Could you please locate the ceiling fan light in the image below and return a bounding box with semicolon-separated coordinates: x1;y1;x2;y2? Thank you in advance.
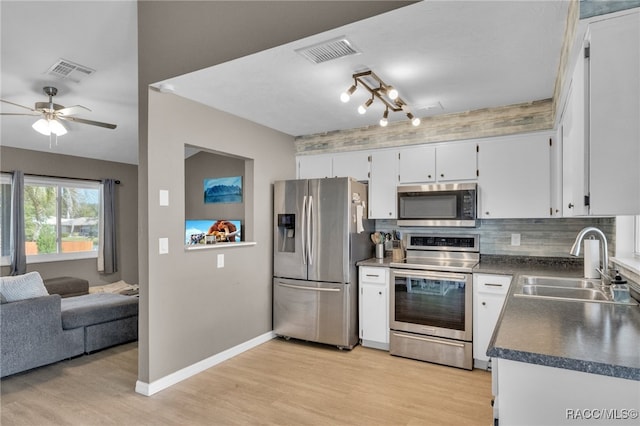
32;118;51;135
49;119;67;136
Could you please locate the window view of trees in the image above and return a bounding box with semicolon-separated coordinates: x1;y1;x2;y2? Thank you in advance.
24;181;100;255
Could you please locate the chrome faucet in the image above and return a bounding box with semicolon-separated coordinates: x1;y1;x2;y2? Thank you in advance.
569;227;610;282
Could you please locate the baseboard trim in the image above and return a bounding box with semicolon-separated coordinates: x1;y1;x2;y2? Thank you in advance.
135;330;275;396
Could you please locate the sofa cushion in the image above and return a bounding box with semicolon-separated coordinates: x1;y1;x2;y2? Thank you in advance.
60;293;138;329
0;272;49;302
43;276;89;298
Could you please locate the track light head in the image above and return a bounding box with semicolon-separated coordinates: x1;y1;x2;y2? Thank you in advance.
379;109;389;127
340;84;357;103
358;97;374;115
386;86;398;100
406;112;421;127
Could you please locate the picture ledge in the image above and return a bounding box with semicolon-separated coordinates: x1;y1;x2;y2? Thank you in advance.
185;241;257;251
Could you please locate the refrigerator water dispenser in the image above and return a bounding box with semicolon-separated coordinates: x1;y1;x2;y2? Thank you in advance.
277;214;295;252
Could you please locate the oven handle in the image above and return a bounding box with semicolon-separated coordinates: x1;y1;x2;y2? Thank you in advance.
392;269;467;282
392;332;466;348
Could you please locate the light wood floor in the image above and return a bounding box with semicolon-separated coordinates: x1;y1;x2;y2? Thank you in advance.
1;338;492;425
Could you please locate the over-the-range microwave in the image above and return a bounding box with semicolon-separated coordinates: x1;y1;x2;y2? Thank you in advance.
397;182;477;227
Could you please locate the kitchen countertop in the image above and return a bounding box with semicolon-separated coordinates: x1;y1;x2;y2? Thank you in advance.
358;255;640;381
480;256;640;381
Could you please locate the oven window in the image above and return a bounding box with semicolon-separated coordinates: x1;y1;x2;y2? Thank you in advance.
394;275;466;330
400;194;457;219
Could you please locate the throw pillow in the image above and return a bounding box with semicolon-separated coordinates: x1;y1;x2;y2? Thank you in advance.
0;272;49;302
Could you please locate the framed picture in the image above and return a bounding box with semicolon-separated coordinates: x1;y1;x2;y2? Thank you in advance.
185;219;242;245
203;176;242;204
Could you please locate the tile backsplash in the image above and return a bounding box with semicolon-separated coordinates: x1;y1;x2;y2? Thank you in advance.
376;217;616;259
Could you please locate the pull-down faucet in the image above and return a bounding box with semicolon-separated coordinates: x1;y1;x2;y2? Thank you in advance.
570;227;610;282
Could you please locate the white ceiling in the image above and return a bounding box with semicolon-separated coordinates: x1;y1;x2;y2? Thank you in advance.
0;0;139;165
1;1;569;166
156;1;569;137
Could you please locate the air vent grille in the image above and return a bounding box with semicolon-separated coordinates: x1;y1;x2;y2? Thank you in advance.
46;58;96;83
296;37;360;64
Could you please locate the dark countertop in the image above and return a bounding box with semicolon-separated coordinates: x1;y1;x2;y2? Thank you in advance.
357;257;395;268
480;256;640;381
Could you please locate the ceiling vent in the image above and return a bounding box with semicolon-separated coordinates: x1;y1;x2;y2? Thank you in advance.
46;58;96;83
295;36;360;64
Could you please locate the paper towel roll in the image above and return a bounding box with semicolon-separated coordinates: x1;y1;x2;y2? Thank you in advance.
583;239;600;279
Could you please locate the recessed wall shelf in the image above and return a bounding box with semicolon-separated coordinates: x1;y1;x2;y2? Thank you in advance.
185;241;257;251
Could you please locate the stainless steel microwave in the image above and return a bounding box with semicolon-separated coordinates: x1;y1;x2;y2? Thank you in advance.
397;183;477;227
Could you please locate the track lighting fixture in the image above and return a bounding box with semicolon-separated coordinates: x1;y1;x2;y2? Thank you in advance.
340;70;420;127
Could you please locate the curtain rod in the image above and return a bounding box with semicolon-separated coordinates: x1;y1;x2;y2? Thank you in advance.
0;171;120;185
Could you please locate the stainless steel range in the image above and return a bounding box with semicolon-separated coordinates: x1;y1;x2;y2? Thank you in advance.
389;233;479;370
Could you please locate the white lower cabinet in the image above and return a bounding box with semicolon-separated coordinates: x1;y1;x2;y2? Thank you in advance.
473;273;512;369
359;266;389;350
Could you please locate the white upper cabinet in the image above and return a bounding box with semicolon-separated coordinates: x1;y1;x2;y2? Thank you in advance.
332;151;370;181
398;142;477;184
369;150;398;219
436;142;478;182
398;145;436;183
561;41;589;217
478;133;553;218
297;154;332;179
587;11;640;215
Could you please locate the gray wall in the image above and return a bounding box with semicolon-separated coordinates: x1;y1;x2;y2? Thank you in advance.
145;90;295;381
185;150;245;225
0;146;138;285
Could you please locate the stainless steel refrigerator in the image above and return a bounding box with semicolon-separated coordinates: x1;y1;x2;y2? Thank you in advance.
273;177;372;349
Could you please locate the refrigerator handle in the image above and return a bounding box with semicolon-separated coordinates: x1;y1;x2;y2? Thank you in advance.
308;195;314;265
301;195;307;265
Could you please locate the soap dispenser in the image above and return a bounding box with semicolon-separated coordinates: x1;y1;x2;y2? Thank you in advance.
610;271;631;303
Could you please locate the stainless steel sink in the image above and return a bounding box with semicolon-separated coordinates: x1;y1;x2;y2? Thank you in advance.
521;276;598;289
514;275;638;305
520;284;610;301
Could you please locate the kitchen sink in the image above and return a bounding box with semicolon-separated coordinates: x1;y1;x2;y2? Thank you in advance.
520;284;610;301
514;275;638;305
521;276;598;289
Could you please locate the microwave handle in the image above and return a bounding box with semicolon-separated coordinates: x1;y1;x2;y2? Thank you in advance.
393;269;467;282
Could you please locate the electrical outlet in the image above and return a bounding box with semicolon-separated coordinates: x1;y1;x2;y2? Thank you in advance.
511;233;521;246
217;253;224;268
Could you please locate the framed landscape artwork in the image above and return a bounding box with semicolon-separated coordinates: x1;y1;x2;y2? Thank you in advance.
204;176;242;204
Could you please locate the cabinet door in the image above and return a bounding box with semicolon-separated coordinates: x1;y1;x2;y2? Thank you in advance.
478;133;552;218
369;150;398;219
589;11;640;215
332;151;370;181
436;142;477;182
561;45;589;217
473;274;512;365
398;145;436;183
297;155;331;179
361;284;389;346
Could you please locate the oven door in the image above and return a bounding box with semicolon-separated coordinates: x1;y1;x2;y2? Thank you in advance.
390;269;472;341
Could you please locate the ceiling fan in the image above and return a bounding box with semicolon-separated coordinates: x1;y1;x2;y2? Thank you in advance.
0;86;117;145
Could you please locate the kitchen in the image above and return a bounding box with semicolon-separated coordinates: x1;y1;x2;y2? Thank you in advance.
2;1;638;424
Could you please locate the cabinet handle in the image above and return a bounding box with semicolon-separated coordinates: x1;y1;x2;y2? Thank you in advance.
485;211;490;216
378;291;382;295
482;302;486;306
484;283;503;287
568;203;574;209
428;174;432;179
365;274;380;278
440;173;444;178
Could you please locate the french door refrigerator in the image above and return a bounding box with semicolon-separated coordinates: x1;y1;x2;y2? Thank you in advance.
273;177;371;349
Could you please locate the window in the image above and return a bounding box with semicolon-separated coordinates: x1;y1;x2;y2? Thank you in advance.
0;174;101;264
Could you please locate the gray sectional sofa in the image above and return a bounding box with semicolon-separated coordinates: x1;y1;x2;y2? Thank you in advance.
0;274;138;378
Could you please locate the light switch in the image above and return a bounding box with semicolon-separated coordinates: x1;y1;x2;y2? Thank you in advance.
217;253;224;268
511;233;521;246
159;190;169;206
159;237;169;254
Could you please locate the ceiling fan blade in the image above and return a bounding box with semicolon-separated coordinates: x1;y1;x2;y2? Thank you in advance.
1;98;38;112
57;105;91;116
0;112;41;116
59;115;117;129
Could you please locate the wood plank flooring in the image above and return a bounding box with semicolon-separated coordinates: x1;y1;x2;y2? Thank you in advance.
1;338;492;425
